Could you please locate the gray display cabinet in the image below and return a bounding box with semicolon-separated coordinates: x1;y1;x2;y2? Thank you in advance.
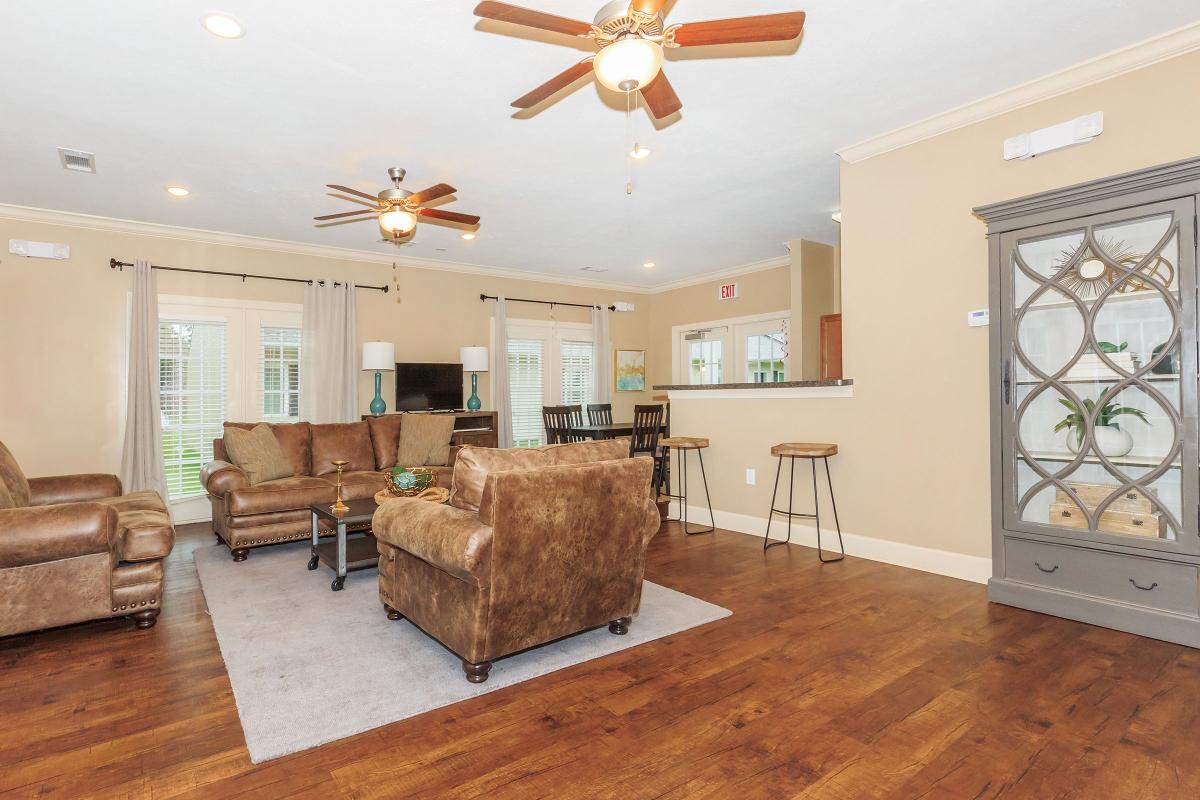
975;158;1200;646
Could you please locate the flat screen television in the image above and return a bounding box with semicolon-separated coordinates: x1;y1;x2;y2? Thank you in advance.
395;362;463;411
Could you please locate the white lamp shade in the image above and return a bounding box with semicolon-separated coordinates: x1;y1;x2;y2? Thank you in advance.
460;346;489;373
362;341;396;371
593;37;664;92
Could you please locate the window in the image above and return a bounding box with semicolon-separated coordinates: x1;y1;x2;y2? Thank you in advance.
676;313;790;386
159;320;227;499
261;326;301;422
153;296;302;501
560;339;594;408
507;338;545;448
499;320;595;448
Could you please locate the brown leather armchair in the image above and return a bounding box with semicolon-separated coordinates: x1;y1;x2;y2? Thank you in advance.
0;442;176;637
373;443;661;683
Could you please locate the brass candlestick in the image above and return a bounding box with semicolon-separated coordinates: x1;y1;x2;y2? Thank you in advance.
330;460;349;513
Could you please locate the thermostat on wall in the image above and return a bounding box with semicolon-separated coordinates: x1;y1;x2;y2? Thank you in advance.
9;239;70;260
967;309;989;327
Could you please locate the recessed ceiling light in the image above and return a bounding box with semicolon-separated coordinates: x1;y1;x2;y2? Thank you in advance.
643;261;655;269
202;13;244;39
166;186;190;197
460;233;477;241
628;144;652;160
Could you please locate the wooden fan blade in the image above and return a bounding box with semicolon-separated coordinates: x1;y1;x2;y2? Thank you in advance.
512;59;594;108
631;0;667;15
418;208;481;226
671;12;806;47
640;70;681;119
473;1;592;37
313;209;377;221
326;184;380;202
407;183;457;206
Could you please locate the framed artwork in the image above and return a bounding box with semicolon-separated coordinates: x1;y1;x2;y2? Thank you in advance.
615;349;646;392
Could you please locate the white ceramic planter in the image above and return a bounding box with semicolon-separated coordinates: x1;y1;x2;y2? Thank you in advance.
1066;425;1134;457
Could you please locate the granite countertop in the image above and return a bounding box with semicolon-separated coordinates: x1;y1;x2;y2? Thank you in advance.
652;379;854;391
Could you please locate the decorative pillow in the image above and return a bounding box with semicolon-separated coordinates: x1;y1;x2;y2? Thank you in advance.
0;441;31;507
397;414;456;468
222;424;294;486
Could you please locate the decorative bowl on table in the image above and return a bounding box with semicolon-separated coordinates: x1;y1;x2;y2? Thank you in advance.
381;466;435;498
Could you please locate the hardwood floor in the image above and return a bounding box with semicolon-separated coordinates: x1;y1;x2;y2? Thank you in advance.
3;521;1199;799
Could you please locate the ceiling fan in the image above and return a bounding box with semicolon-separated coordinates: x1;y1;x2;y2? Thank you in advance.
474;0;806;118
314;168;481;244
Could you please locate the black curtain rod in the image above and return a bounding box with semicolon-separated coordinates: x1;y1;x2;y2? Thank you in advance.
480;293;614;311
109;259;389;293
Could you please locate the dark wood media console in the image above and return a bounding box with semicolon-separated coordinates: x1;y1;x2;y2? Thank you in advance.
362;410;499;449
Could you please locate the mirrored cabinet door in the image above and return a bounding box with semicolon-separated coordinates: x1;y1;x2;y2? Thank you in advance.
1000;197;1199;554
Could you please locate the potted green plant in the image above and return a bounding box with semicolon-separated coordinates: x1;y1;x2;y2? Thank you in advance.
1054;397;1149;457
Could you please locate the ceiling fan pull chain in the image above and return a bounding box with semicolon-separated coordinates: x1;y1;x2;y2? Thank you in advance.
625;89;635;196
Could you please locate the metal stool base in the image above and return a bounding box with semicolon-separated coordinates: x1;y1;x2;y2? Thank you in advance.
659;446;715;536
763;454;845;562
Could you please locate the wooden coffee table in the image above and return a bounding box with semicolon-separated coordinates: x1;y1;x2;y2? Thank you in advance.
308;498;379;591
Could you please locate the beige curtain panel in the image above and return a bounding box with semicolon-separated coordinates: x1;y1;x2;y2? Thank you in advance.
300;280;359;424
120;259;167;497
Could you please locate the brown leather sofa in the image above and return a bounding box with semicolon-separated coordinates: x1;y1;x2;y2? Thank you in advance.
373;439;661;683
201;417;456;561
0;442;176;636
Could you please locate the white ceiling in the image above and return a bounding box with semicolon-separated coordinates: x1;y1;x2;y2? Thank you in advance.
1;1;1196;287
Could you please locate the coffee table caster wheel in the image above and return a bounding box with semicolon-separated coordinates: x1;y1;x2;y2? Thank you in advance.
307;555;319;571
331;576;345;592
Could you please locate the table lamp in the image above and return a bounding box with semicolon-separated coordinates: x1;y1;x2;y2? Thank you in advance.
362;341;396;416
460;346;488;412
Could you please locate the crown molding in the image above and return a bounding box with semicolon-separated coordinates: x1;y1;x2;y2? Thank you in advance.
645;254;791;293
0;202;794;296
0;202;654;294
836;21;1200;164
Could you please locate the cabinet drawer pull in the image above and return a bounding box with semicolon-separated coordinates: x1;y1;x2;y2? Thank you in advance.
1034;561;1059;574
1132;519;1144;527
1060;510;1072;518
1129;578;1158;591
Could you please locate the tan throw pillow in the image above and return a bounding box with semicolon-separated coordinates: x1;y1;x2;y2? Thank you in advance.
0;441;31;507
397;414;456;469
222;424;294;486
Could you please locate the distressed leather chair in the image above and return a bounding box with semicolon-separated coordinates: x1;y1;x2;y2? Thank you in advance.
373;439;661;683
201;417;457;562
0;442;176;636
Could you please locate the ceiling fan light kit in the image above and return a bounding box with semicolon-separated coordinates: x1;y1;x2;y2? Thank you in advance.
593;36;664;92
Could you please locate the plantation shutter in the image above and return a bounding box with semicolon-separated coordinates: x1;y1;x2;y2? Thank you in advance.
261;326;302;422
159;320;227;499
507;338;545;448
560;339;594;407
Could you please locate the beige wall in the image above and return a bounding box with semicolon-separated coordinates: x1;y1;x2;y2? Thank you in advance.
0;218;652;477
796;240;838;380
669;50;1200;561
646;265;791;387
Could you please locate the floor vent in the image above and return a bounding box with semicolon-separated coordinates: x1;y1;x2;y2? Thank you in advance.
58;148;96;173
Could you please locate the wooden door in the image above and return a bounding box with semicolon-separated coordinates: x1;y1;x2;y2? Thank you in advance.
820;314;842;380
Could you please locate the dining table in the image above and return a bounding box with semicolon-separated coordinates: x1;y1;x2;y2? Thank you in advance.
568;421;668;440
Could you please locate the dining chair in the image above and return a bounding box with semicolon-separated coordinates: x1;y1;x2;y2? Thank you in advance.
629;404;666;488
542;405;577;445
565;404;585;432
587;403;613;426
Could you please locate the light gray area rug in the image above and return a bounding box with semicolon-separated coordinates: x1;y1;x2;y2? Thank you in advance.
193;541;731;763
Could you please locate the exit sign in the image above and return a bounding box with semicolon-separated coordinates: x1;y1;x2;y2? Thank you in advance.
718;282;740;300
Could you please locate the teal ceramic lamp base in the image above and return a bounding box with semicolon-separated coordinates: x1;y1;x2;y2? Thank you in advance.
370;371;387;416
466;371;481;411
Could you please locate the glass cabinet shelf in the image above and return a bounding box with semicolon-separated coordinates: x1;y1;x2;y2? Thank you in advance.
1019;450;1182;469
1015;374;1180;386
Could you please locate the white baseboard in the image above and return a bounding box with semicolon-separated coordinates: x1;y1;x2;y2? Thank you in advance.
170;496;211;526
670;503;992;585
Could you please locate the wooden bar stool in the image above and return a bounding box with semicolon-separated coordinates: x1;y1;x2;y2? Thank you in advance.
658;437;715;536
763;443;845;562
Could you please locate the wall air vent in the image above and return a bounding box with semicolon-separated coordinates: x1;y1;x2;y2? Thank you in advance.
579;265;610;273
58;148;96;173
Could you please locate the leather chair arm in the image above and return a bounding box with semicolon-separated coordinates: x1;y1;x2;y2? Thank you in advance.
201;460;249;497
373;499;492;584
0;502;119;569
28;474;122;506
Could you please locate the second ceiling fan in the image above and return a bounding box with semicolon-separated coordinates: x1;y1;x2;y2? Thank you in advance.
474;0;806;119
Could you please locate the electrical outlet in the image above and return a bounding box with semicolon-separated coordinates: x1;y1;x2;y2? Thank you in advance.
745;468;756;485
